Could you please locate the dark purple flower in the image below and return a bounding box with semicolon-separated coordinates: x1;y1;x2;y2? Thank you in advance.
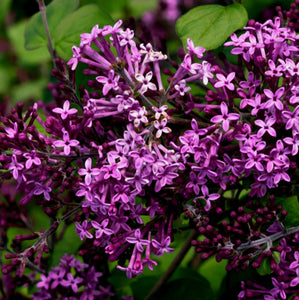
152;236;174;256
75;220;93;240
194;185;220;211
61;273;83;293
91;219;114;239
126;229;149;252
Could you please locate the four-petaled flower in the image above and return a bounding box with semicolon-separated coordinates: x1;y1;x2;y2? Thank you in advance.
91;219;114;239
211;102;240;131
61;273;84;293
154;118;171;138
174;80;191;96
152;236;174;256
135;71;157;94
75;220;93;240
126;229;150;252
194;185;220;211
52;129;79;155
9;154;24;180
78;158;101;185
96;70;120;95
52;100;78;120
255;118;277;138
33;182;52;201
186;38;205;59
264;87;285;110
214;72;235;90
23;150;41;169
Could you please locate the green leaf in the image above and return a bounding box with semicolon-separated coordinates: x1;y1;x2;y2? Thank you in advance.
256;257;272;276
176;3;248;50
130;275;160;300
50;223;82;267
127;0;159;18
273;251;281;264
0;63;15;94
108;268;134;298
79;0;128;20
198;256;227;296
256;252;280;276
24;0;79;50
11;78;48;105
276;195;299;228
0;0;11;29
54;4;114;60
8;20;50;66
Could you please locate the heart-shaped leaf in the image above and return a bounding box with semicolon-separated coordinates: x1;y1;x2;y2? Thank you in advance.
276;195;299;228
53;4;114;60
176;3;248;50
24;0;114;60
24;0;79;50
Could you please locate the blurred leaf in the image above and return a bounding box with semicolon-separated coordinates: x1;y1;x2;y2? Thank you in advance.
27;202;51;231
108;268;134;298
198;256;227;296
176;4;248;50
219;267;265;299
51;223;82;267
24;0;79;50
0;63;15;94
79;0;128;20
54;4;114;60
11;78;48;105
242;0;293;20
276;195;299;228
127;0;158;18
8;20;50;65
150;268;214;300
0;0;11;29
131;275;160;300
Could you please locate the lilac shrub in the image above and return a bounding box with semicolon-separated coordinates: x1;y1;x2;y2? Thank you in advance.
1;1;299;299
33;254;113;300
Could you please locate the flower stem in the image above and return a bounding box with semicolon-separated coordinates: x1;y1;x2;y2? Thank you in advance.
145;229;198;300
236;224;299;251
36;0;57;69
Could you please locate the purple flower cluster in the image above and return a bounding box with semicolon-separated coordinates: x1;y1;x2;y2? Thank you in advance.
238;233;299;299
1;2;299;299
33;254;113;300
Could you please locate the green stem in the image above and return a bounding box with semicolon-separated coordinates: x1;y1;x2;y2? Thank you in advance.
36;0;57;69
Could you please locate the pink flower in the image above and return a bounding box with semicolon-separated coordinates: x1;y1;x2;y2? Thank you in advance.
52;129;79;155
135;71;157;94
78;158;101;185
52;100;77;120
211;102;240;131
214;72;235;90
